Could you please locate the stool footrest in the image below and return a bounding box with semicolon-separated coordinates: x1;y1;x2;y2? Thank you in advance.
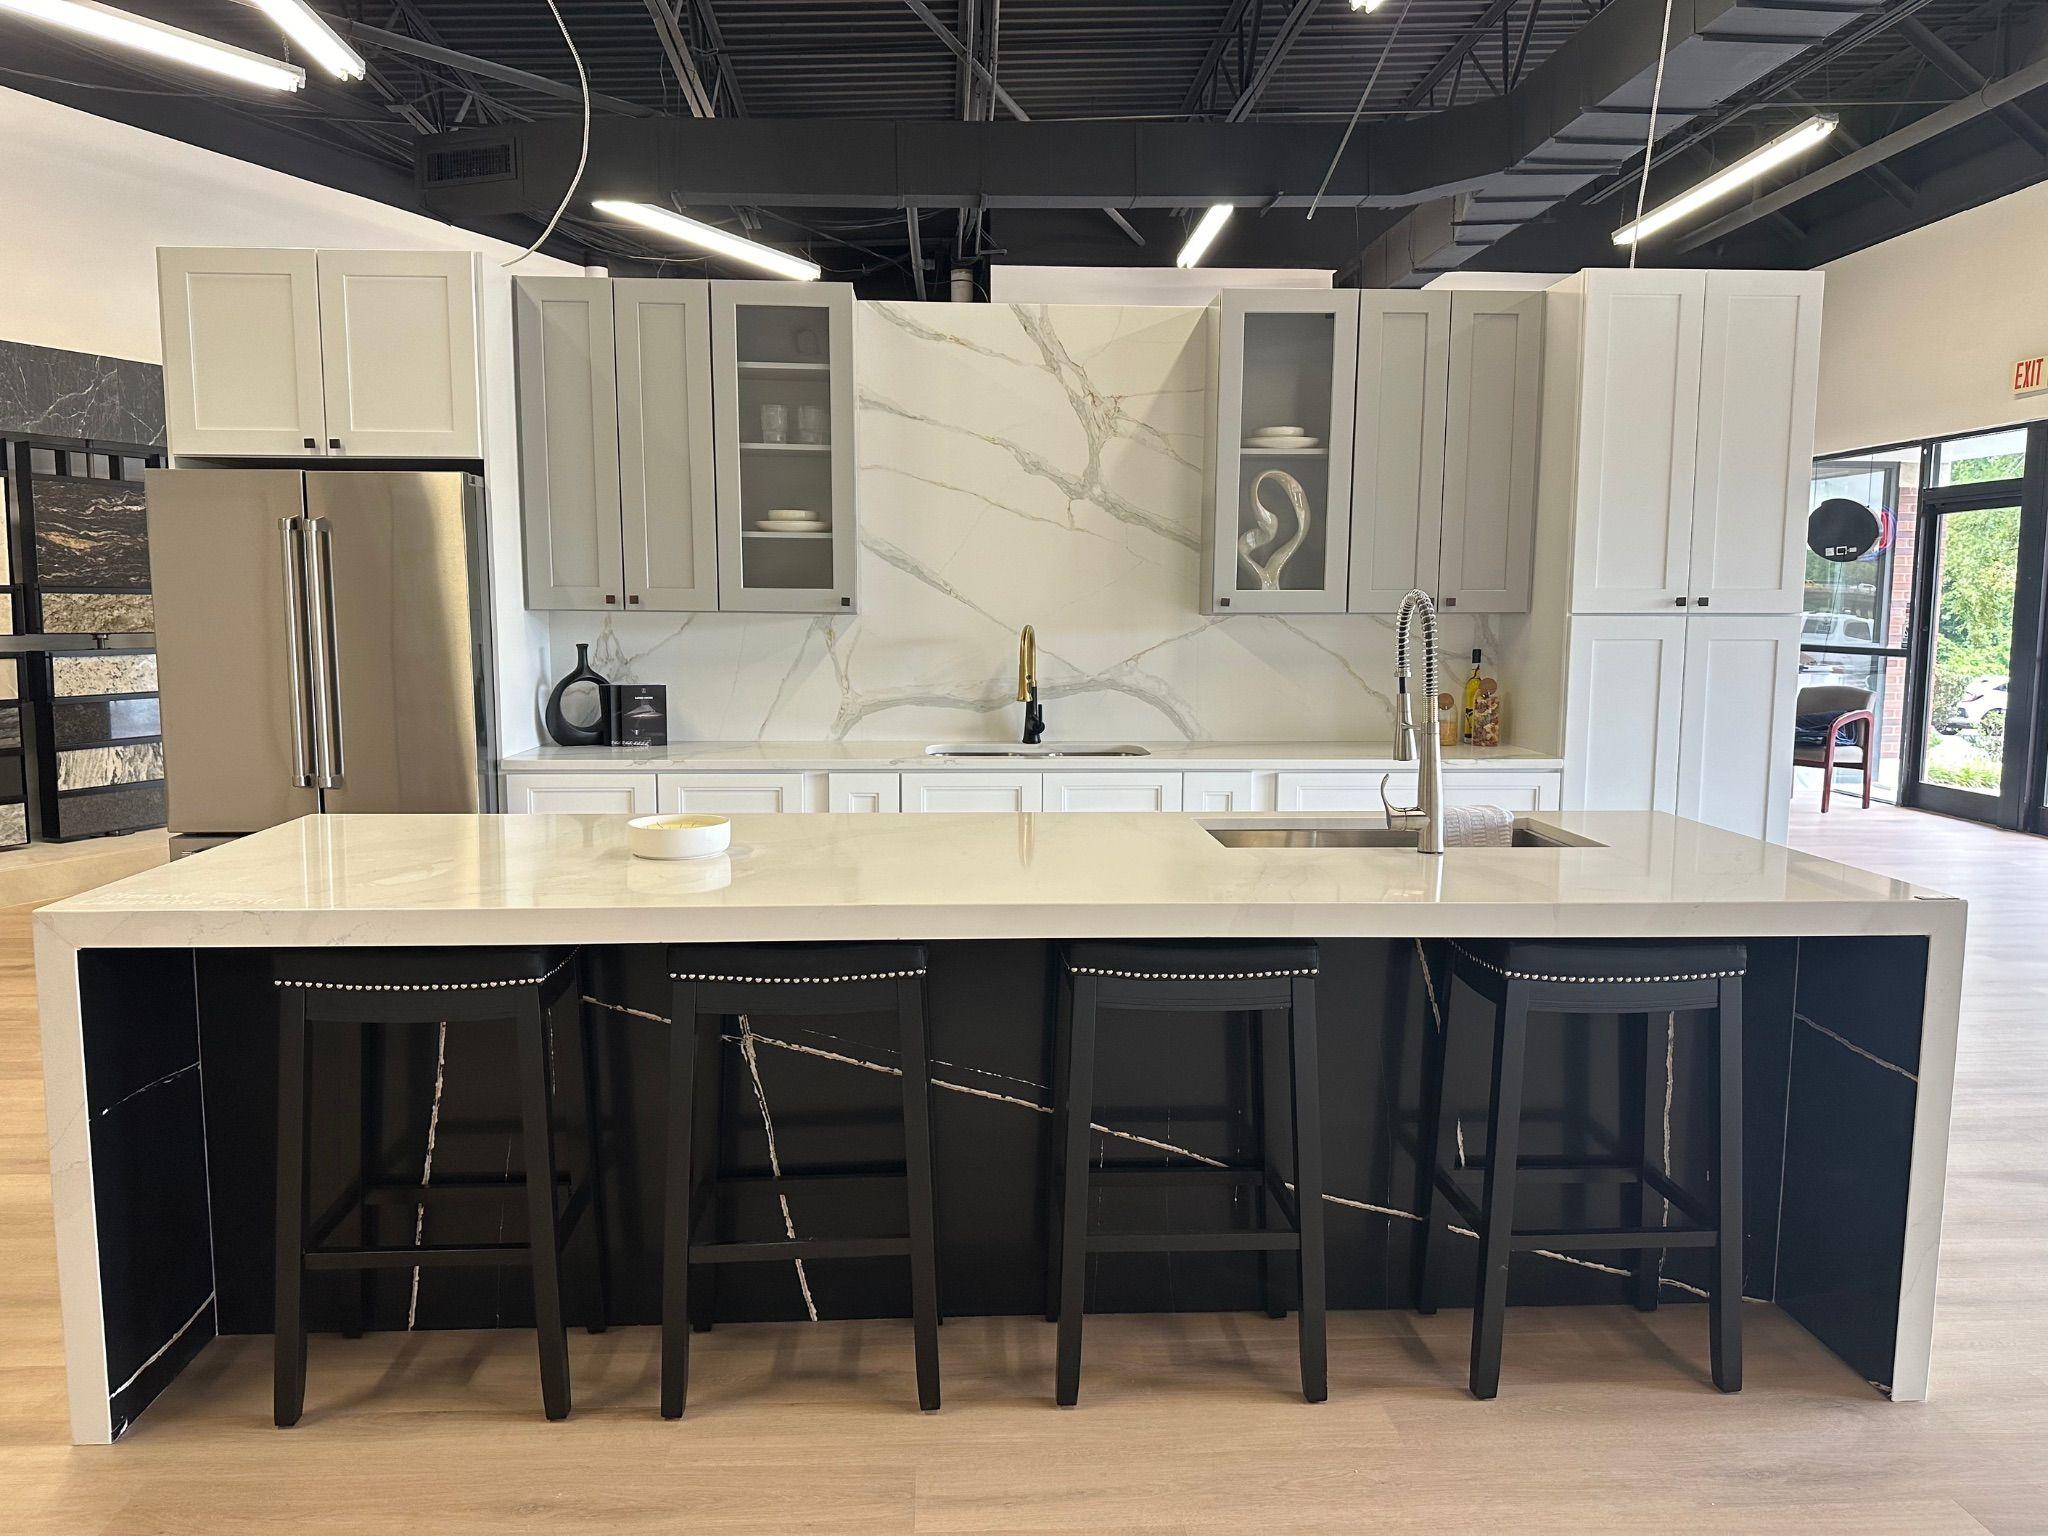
1087;1165;1267;1189
1508;1225;1719;1252
687;1234;913;1264
306;1242;532;1270
714;1167;909;1190
1086;1228;1301;1254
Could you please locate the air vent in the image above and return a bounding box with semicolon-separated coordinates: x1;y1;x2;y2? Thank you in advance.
419;136;517;189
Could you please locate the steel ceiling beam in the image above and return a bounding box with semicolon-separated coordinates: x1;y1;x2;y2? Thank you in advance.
685;0;746;116
1897;15;2048;156
1403;0;1522;109
1178;0;1260;116
340;20;653;117
642;0;716;118
1227;0;1320;122
901;0;1028;119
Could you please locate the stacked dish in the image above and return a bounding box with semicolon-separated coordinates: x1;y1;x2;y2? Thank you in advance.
749;508;830;533
1245;424;1323;451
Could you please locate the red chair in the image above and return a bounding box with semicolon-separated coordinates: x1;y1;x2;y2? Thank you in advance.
1793;684;1875;812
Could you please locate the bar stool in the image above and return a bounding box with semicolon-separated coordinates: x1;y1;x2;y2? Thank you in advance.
1412;938;1746;1400
1049;940;1326;1405
272;945;606;1427
662;942;941;1418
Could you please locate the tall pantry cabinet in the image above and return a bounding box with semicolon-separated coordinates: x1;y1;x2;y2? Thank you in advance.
1549;268;1822;843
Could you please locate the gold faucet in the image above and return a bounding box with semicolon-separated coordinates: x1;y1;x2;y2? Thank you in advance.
1017;625;1044;744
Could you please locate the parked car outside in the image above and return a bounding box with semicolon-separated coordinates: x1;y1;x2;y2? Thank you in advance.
1940;676;2007;735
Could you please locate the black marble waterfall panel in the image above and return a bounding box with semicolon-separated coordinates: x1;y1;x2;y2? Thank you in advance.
1777;935;1928;1392
187;940;1799;1339
76;949;216;1438
0;340;164;445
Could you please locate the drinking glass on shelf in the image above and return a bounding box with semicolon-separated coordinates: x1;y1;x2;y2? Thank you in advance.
759;403;790;444
797;405;828;445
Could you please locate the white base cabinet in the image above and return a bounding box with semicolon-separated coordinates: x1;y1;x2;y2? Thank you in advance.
1043;772;1183;813
657;772;810;815
1563;613;1798;841
502;772;656;815
900;773;1043;814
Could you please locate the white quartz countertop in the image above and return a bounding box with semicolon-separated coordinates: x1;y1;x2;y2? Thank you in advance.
499;741;1565;773
36;810;1959;950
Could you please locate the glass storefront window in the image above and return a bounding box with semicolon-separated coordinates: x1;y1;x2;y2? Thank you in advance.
1932;426;2028;487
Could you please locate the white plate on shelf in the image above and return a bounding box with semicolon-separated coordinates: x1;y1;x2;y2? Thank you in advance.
763;508;816;521
1250;424;1307;437
748;519;830;533
1246;436;1323;450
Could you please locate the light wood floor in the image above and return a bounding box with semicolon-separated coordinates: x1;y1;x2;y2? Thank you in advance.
3;805;2044;1533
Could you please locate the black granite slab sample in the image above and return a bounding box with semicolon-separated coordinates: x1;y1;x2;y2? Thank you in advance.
53;697;160;749
32;478;150;588
0;340;165;446
54;781;165;837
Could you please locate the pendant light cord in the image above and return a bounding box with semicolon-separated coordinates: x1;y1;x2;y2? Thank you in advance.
502;0;589;268
1307;0;1414;221
1627;0;1678;267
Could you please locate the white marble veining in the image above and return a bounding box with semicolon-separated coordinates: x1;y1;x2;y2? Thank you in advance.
547;302;1511;744
501;740;1563;774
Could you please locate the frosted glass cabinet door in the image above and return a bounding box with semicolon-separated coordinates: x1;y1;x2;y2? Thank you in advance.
1437;291;1542;614
158;248;327;457
615;279;719;612
513;276;623;610
1206;290;1358;614
1348;292;1449;614
316;251;482;458
711;282;857;613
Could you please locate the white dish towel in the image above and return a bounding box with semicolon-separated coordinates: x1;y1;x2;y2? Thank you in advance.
1443;803;1515;849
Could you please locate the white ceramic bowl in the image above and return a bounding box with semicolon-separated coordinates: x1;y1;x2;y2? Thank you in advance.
1251;424;1307;436
626;813;732;861
764;508;815;521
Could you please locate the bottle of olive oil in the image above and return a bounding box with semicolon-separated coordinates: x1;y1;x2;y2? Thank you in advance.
1461;649;1484;744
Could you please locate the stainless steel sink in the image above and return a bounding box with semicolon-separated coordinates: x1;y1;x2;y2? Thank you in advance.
1206;824;1586;850
923;742;1151;758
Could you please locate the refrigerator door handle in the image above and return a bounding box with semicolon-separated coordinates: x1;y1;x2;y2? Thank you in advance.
278;516;315;788
301;516;347;789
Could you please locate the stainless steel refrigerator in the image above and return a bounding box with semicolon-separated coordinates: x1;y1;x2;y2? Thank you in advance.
144;469;499;856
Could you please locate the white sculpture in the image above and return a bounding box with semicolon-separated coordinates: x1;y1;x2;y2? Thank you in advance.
1238;469;1314;591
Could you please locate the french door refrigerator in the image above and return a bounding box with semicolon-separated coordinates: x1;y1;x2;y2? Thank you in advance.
144;469;498;856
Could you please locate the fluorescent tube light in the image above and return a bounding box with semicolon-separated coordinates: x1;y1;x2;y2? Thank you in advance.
1176;204;1234;269
592;200;822;281
249;0;364;81
1612;115;1838;246
0;0;305;90
1349;0;1387;11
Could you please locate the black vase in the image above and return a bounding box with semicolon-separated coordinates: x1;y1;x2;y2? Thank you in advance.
544;643;611;746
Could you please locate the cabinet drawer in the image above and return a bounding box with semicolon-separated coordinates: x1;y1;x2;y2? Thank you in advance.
1274;771;1393;813
1182;771;1276;813
1042;772;1182;813
827;773;900;813
1441;773;1559;813
900;772;1043;813
657;772;812;814
503;771;655;815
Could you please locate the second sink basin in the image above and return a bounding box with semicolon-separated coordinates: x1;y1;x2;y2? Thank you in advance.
1206;824;1590;850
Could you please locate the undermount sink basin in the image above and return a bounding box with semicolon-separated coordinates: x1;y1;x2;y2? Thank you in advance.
923;742;1151;758
1205;824;1589;850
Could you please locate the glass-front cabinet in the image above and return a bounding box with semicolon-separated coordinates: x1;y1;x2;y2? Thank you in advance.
710;282;858;614
1202;291;1359;614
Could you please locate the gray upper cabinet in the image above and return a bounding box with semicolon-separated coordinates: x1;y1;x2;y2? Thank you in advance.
157;247;481;460
615;279;719;612
1347;292;1449;614
1437;290;1543;614
513;276;623;610
710;282;858;614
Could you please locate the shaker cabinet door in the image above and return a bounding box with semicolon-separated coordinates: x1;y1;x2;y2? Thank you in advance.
316;250;481;458
1562;615;1686;814
513;276;624;610
615;279;720;612
1675;614;1800;843
1438;291;1543;614
1348;292;1449;614
158;248;327;457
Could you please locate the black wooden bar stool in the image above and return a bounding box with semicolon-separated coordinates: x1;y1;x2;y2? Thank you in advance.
662;942;941;1418
1049;940;1326;1405
1412;939;1746;1400
273;946;606;1426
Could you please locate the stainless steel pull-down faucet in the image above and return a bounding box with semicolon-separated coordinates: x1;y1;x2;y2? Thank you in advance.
1383;590;1445;855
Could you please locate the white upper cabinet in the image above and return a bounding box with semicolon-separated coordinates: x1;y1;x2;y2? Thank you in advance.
615;279;720;612
711;282;859;614
158;248;482;459
316;251;482;458
158;248;328;457
513;276;622;610
1563;269;1819;615
1438;290;1543;614
1204;290;1359;614
1688;272;1824;615
1347;292;1448;614
1568;271;1706;613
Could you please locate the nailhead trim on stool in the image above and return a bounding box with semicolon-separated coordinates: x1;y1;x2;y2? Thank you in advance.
1067;965;1319;981
668;968;927;984
1447;944;1744;985
275;954;579;993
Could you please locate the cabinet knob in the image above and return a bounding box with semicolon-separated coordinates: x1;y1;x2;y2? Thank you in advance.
1696;596;1710;608
302;437;316;450
628;594;640;605
327;438;342;451
1674;597;1689;607
1443;596;1457;608
604;593;617;605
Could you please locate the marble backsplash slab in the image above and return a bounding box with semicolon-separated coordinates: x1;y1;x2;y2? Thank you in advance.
0;340;164;446
548;301;1497;744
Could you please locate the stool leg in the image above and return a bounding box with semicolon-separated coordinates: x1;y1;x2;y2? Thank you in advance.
515;997;572;1421
274;991;311;1429
661;988;703;1418
1626;1012;1662;1312
1469;982;1530;1401
578;999;614;1335
1258;1008;1290;1320
1412;961;1459;1317
1711;976;1745;1393
1044;968;1072;1324
1054;975;1099;1407
896;975;943;1412
687;1020;721;1336
1286;980;1328;1404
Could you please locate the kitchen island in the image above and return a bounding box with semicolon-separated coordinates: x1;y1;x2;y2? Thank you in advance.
37;809;1963;1442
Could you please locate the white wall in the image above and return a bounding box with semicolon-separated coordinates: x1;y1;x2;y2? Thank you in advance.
1816;177;2048;455
0;86;580;752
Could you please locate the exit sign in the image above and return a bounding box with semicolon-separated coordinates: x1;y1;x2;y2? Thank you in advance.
2017;356;2048;396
